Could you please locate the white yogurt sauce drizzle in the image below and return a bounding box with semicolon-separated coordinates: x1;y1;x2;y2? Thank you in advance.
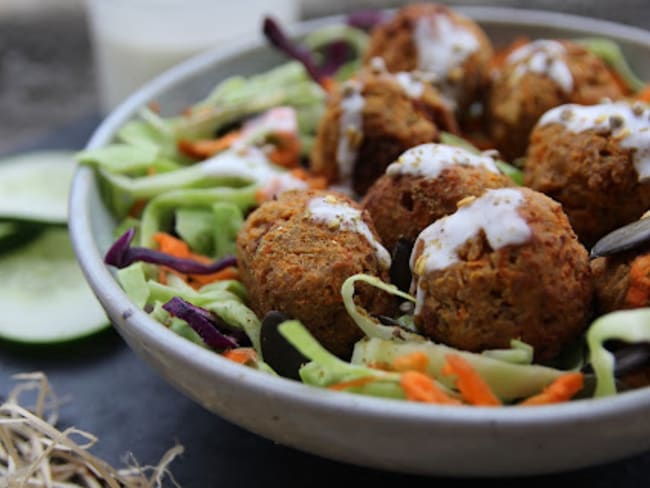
410;188;531;314
394;72;425;99
307;195;391;269
370;57;425;100
386;143;500;179
539;101;650;181
413;13;479;105
336;80;365;183
507;40;573;93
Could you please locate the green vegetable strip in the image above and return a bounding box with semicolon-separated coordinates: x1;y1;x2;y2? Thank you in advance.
351;337;564;402
77;144;181;176
204;300;262;356
341;274;422;343
116;263;150;310
175;207;215;256
138;185;257;247
481;339;534;365
212;202;244;259
586;308;650;397
576;37;646;92
176;62;325;140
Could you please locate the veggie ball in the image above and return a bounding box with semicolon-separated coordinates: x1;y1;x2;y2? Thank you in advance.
362;3;493;118
487;39;624;161
524;100;650;247
361;143;513;253
310;61;457;196
410;187;592;361
236;189;395;358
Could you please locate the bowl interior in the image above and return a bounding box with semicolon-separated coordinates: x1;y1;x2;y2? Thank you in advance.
70;7;650;477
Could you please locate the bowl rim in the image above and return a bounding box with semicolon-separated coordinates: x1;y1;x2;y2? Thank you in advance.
71;6;650;429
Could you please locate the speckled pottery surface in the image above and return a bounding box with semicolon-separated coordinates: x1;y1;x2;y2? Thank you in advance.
70;8;650;477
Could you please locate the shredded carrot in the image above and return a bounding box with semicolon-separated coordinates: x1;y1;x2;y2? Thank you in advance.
153;232;192;258
189;266;239;287
624;253;650;308
320;76;337;93
177;130;242;159
328;376;378;391
519;372;584;406
635;84;650;103
223;347;257;365
391;352;429;373
266;133;301;169
442;354;501;406
128;199;148;218
400;371;462;405
152;232;239;288
289;168;328;189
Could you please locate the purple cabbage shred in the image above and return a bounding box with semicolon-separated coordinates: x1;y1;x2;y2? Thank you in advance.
104;228;237;274
163;297;245;349
263;16;323;84
263;16;355;85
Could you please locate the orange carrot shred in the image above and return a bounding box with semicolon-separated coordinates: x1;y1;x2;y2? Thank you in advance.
328;376;378;391
177;130;242;159
636;84;650;103
266;132;301;169
625;253;650;308
391;352;429;373
442;354;501;406
400;371;462;405
153;232;240;288
519;372;584;406
223;347;257;365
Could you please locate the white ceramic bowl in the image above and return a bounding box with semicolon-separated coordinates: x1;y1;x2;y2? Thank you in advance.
70;7;650;477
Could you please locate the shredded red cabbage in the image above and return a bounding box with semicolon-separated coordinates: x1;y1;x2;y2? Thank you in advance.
163;297;245;349
346;9;390;31
319;40;351;77
263;16;323;84
263;16;355;84
105;228;237;274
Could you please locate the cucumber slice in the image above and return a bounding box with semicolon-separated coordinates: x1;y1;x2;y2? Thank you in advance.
0;226;109;343
0;150;77;223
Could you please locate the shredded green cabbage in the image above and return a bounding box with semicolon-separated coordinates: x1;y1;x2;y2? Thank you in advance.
586;308;650;397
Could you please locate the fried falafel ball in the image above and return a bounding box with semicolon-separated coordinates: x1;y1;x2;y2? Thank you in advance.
524;100;650;247
363;3;493;118
487;39;624;161
310;63;457;196
410;187;592;362
361;143;512;253
236;189;395;358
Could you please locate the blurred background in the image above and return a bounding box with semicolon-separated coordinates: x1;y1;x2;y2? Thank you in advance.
0;0;648;154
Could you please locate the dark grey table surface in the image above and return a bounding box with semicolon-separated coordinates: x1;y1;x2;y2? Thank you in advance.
2;2;650;486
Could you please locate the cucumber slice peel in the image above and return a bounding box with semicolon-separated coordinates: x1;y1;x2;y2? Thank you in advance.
0;151;77;223
0;226;109;344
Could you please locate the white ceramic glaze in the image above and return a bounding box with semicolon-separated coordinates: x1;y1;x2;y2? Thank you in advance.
69;8;650;477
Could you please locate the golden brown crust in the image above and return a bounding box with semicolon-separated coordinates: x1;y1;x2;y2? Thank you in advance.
591;255;632;315
363;3;494;117
524;124;650;246
361;166;512;253
487;40;624;161
310;69;449;196
236;190;395;358
412;188;593;361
